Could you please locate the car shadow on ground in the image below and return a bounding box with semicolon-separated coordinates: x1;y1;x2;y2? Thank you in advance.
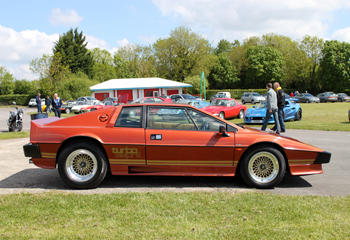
0;169;312;191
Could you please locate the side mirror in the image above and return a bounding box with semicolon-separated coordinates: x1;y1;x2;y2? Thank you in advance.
219;124;230;137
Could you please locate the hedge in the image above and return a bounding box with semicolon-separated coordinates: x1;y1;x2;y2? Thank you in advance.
0;94;35;106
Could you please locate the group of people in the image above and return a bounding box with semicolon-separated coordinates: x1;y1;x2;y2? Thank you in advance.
35;93;63;118
261;82;285;135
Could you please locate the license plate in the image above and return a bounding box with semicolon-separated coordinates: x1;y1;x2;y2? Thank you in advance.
251;120;263;123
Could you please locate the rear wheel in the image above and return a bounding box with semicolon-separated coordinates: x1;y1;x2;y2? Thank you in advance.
65;108;71;114
338;98;342;102
219;112;225;119
58;141;108;189
240;145;286;189
241;100;245;104
295;109;302;121
306;99;310;103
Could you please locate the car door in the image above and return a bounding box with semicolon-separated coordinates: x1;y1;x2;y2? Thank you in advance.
145;106;235;167
283;101;294;119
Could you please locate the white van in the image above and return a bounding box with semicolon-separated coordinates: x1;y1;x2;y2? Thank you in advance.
217;92;231;98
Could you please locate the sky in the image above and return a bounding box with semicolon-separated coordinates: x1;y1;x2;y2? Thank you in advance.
1;0;350;81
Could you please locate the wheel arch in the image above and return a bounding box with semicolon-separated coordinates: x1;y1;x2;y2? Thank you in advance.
236;141;290;174
56;136;109;167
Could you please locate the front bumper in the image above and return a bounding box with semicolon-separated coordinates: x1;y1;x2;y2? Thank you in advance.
23;143;41;158
314;151;331;164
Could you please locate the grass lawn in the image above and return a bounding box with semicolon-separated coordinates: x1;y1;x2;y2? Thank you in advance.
229;102;350;131
0;192;349;239
0;131;30;140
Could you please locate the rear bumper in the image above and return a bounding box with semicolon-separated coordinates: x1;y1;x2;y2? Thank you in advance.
23;143;41;158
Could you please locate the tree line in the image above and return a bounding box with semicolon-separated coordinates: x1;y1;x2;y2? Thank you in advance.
1;26;350;101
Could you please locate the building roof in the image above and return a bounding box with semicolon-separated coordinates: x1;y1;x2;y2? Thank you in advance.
90;78;192;91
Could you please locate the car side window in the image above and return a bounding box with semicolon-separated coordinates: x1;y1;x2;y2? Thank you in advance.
154;98;163;102
115;107;142;128
186;109;223;131
147;107;197;130
230;100;236;106
144;98;155;103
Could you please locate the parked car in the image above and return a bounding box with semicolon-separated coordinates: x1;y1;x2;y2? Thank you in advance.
71;100;101;114
201;98;246;119
60;100;76;114
294;93;320;103
317;92;338;103
283;93;298;102
177;99;210;109
77;96;98;102
101;97;118;104
28;98;37;107
170;94;196;103
81;101;115;113
337;93;350;102
217;91;231;98
23;102;331;189
241;92;266;104
132;97;173;104
244;99;302;124
210;94;226;103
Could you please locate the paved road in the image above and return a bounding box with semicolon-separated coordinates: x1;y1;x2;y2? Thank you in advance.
0;125;349;196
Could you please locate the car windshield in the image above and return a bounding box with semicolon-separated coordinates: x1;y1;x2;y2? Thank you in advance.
304;94;313;97
252;93;261;96
182;94;195;99
256;101;267;109
211;99;229;106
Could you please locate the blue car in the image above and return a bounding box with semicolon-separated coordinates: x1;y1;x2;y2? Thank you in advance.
244;99;302;124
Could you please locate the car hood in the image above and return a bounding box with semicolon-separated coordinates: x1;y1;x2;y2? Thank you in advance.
201;106;226;113
245;107;266;116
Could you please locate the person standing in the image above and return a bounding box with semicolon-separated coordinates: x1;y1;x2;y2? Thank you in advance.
52;93;63;118
45;95;52;114
271;82;285;133
36;93;42;113
261;83;280;134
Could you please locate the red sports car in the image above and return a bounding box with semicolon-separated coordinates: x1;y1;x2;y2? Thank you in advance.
201;98;246;119
81;101;115;113
23;103;331;189
132;97;173;104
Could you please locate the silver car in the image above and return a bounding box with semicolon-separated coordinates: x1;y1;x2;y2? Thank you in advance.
241;92;266;104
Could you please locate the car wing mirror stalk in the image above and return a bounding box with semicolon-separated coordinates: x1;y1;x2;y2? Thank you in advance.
219;124;230;137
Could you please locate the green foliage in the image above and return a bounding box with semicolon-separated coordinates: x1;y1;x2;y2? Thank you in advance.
59;72;99;100
53;28;94;78
153;26;211;81
245;45;285;88
13;80;37;95
0;66;15;95
183;75;209;94
208;54;239;89
90;48;116;82
320;40;350;92
0;94;34;106
215;39;237;55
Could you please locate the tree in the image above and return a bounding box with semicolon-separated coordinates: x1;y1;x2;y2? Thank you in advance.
60;72;99;100
30;53;71;96
320;40;350;92
245;46;285;88
90;48;116;82
0;66;15;95
53;28;94;78
153;26;211;82
13;79;36;94
208;54;239;89
183;75;209;94
215;39;234;55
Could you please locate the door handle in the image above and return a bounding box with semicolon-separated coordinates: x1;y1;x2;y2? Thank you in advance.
150;134;162;140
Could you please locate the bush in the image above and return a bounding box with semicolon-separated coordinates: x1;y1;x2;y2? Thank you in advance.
0;94;35;106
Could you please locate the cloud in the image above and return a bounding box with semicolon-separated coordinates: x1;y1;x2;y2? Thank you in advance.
50;8;83;27
332;28;350;42
139;34;158;44
8;64;39;81
85;34;110;50
152;0;350;43
117;38;130;47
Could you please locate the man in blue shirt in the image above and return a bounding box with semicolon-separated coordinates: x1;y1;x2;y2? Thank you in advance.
35;93;42;113
52;93;63;118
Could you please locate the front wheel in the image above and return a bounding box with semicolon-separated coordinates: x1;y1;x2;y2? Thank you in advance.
338;98;342;102
240;145;286;189
238;109;244;119
16;122;23;131
65;108;71;114
305;99;310;103
251;100;255;105
58;141;108;189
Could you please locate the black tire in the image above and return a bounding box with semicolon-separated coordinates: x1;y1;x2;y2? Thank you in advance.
16;122;23;132
65;108;71;114
338;98;342;102
240;145;286;189
241;100;245;104
219;112;225;119
251;100;255;105
58;141;108;189
238;109;244;119
295;109;302;121
306;99;310;103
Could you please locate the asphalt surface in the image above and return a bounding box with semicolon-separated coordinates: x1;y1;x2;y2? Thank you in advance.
0;107;349;196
